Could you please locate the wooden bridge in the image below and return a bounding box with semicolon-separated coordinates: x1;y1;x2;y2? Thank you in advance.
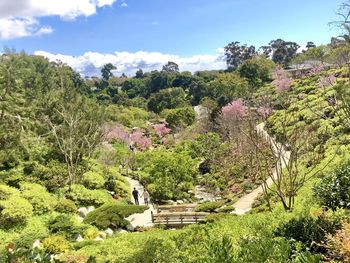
151;204;209;227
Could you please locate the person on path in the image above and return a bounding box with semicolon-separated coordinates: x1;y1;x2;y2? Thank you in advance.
132;187;139;205
142;189;150;206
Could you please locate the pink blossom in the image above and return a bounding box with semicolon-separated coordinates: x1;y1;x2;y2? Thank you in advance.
153;123;171;137
273;68;293;92
130;131;152;151
257;106;272;119
318;74;336;88
105;124;129;143
221;99;248;121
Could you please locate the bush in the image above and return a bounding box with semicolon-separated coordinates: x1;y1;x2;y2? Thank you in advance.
275;211;344;253
195;201;225;212
313;162;350;210
42;234;71;254
82;171;105;190
326;221;350;262
55;199;77;214
0;184;20;200
0;196;33;227
83;226;100;240
20;182;57;214
66;184;111;207
84;203;147;229
48;214;86;240
11;217;49;251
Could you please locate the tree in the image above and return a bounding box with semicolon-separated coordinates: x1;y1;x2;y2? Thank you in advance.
224;41;256;70
306;41;316;50
266;39;300;68
121;78;147;98
238;55;276;88
135;69;144;78
162;61;179;73
101;63;117;82
46;68;104;186
165;107;196;129
210;73;249;106
147;87;188;113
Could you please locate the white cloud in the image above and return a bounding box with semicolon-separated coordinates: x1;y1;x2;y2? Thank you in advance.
0;0;117;39
34;50;227;77
152;21;159;25
0;17;53;39
121;1;128;7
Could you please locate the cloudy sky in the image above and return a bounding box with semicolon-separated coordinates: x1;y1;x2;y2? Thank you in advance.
0;0;342;76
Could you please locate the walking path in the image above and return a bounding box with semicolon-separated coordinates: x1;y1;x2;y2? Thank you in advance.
232;123;291;215
124;120;290;225
125;177;156;228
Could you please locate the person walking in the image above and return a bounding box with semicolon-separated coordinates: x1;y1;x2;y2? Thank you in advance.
132;187;139;205
143;189;150;206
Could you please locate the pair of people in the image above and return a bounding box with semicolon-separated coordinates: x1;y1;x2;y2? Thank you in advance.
132;187;150;206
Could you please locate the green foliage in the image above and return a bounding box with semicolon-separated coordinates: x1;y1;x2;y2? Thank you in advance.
20;182;57;214
205;236;235;263
314;161;350;210
238;55;275;88
275;210;345;253
42;234;71;254
165;107;196;129
48;214;85;240
136;149;198;202
195;201;225;212
55;198;77;214
82;171;106;190
66;184;111;207
0;184;20;200
84;203;147;229
0;196;33;227
148;87;188;113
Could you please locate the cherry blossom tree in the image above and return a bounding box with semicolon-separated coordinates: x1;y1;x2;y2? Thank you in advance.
130;131;152;151
273;68;293;92
221;99;248;121
105;124;129;144
257;105;273;119
318;74;337;88
153;123;171;137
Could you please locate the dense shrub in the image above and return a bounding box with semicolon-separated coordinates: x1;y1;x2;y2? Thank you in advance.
11;217;49;251
104;167;129;198
55;198;77;214
0;196;33;227
195;201;225;212
48;215;86;239
326;221;350;262
66;184;111;206
84;203;147;229
275;211;345;253
42;234;71;254
20;182;57;214
0;184;20;200
313;162;350;210
82;171;105;189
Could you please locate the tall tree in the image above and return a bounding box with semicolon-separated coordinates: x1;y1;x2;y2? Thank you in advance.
224;41;256;70
101;63;117;82
162;61;180;73
268;39;300;68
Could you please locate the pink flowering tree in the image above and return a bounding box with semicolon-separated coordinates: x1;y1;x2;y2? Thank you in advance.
273;68;293;92
130;131;152;151
219;99;248;141
221;99;248;121
105;124;129;144
257;105;272;119
153;123;171;138
318;74;336;88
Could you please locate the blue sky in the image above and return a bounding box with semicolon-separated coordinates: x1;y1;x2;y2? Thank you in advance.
0;0;343;75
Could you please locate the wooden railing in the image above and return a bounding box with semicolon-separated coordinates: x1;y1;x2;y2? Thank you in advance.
151;207;208;227
156;204;197;213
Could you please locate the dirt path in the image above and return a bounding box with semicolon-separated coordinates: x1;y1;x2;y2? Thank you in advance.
232;123;291;215
125;177;156;228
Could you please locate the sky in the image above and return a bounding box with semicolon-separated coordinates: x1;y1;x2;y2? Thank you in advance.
0;0;343;76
